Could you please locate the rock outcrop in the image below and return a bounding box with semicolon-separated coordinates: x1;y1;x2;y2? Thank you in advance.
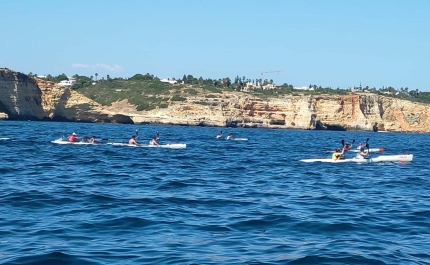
0;68;133;123
118;92;430;133
1;68;430;133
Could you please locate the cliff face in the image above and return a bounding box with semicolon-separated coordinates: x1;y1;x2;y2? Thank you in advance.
126;92;430;133
0;70;45;119
0;68;133;123
1;68;429;133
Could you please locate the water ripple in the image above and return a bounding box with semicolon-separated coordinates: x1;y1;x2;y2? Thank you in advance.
0;121;429;264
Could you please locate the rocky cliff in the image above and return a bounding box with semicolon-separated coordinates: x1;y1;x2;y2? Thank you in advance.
0;68;133;123
1;68;429;133
122;92;430;133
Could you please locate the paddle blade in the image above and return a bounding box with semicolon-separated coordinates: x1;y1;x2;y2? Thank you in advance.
366;137;369;143
352;139;356;144
341;139;345;146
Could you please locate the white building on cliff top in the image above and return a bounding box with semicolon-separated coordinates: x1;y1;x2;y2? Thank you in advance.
58;77;76;87
160;78;177;84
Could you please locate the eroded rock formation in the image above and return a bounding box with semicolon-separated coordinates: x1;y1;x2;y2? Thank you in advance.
1;68;430;133
0;68;133;123
122;92;430;133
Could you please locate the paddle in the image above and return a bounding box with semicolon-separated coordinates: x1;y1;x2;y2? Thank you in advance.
327;139;353;153
364;138;370;157
133;130;141;146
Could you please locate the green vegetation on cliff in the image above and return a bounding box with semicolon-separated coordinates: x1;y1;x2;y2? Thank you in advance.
39;72;430;110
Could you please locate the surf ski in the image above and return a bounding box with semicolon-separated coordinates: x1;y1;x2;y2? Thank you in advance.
51;139;99;145
300;154;413;163
107;142;186;149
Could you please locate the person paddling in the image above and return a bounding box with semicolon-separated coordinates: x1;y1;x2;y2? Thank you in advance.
226;133;233;140
356;146;370;159
149;137;160;146
128;135;139;145
343;142;352;151
215;131;223;139
68;132;79;142
88;136;99;143
332;148;344;160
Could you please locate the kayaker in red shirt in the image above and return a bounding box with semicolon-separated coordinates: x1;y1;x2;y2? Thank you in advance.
68;132;79;142
343;142;352;151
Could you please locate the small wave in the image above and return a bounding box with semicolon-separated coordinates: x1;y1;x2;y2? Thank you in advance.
4;251;100;265
288;254;387;265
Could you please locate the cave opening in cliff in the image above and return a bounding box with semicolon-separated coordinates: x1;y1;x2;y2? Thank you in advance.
315;122;346;131
324;125;346;131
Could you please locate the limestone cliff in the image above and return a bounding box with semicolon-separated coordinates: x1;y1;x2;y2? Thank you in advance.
118;92;430;133
0;68;133;123
1;68;430;133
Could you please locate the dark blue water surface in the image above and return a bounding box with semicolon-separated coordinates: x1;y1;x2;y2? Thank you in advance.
0;120;429;265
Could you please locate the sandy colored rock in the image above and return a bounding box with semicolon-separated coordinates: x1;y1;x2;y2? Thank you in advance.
1;68;430;133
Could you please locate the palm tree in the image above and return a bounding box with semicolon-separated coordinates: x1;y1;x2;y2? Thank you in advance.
95;73;98;81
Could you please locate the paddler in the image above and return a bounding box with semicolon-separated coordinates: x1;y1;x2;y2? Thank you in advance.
128;135;139;145
343;142;352;151
149;137;160;146
88;136;99;143
226;133;233;140
68;132;79;142
215;131;223;139
356;146;369;159
332;148;344;160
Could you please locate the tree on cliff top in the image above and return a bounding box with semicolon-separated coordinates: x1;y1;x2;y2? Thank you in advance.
47;73;68;83
129;73;154;81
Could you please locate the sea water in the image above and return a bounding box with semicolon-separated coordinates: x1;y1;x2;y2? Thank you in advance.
0;120;429;265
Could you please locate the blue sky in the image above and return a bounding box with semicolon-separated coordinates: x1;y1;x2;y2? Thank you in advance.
1;0;429;90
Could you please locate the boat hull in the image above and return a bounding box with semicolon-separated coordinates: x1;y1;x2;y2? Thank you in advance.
51;139;97;145
107;143;186;149
301;154;413;163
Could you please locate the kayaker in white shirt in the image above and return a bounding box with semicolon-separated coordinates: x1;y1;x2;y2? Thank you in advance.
356;146;369;159
149;137;160;146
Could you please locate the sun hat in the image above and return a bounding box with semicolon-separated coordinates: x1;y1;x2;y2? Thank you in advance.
72;132;76;135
